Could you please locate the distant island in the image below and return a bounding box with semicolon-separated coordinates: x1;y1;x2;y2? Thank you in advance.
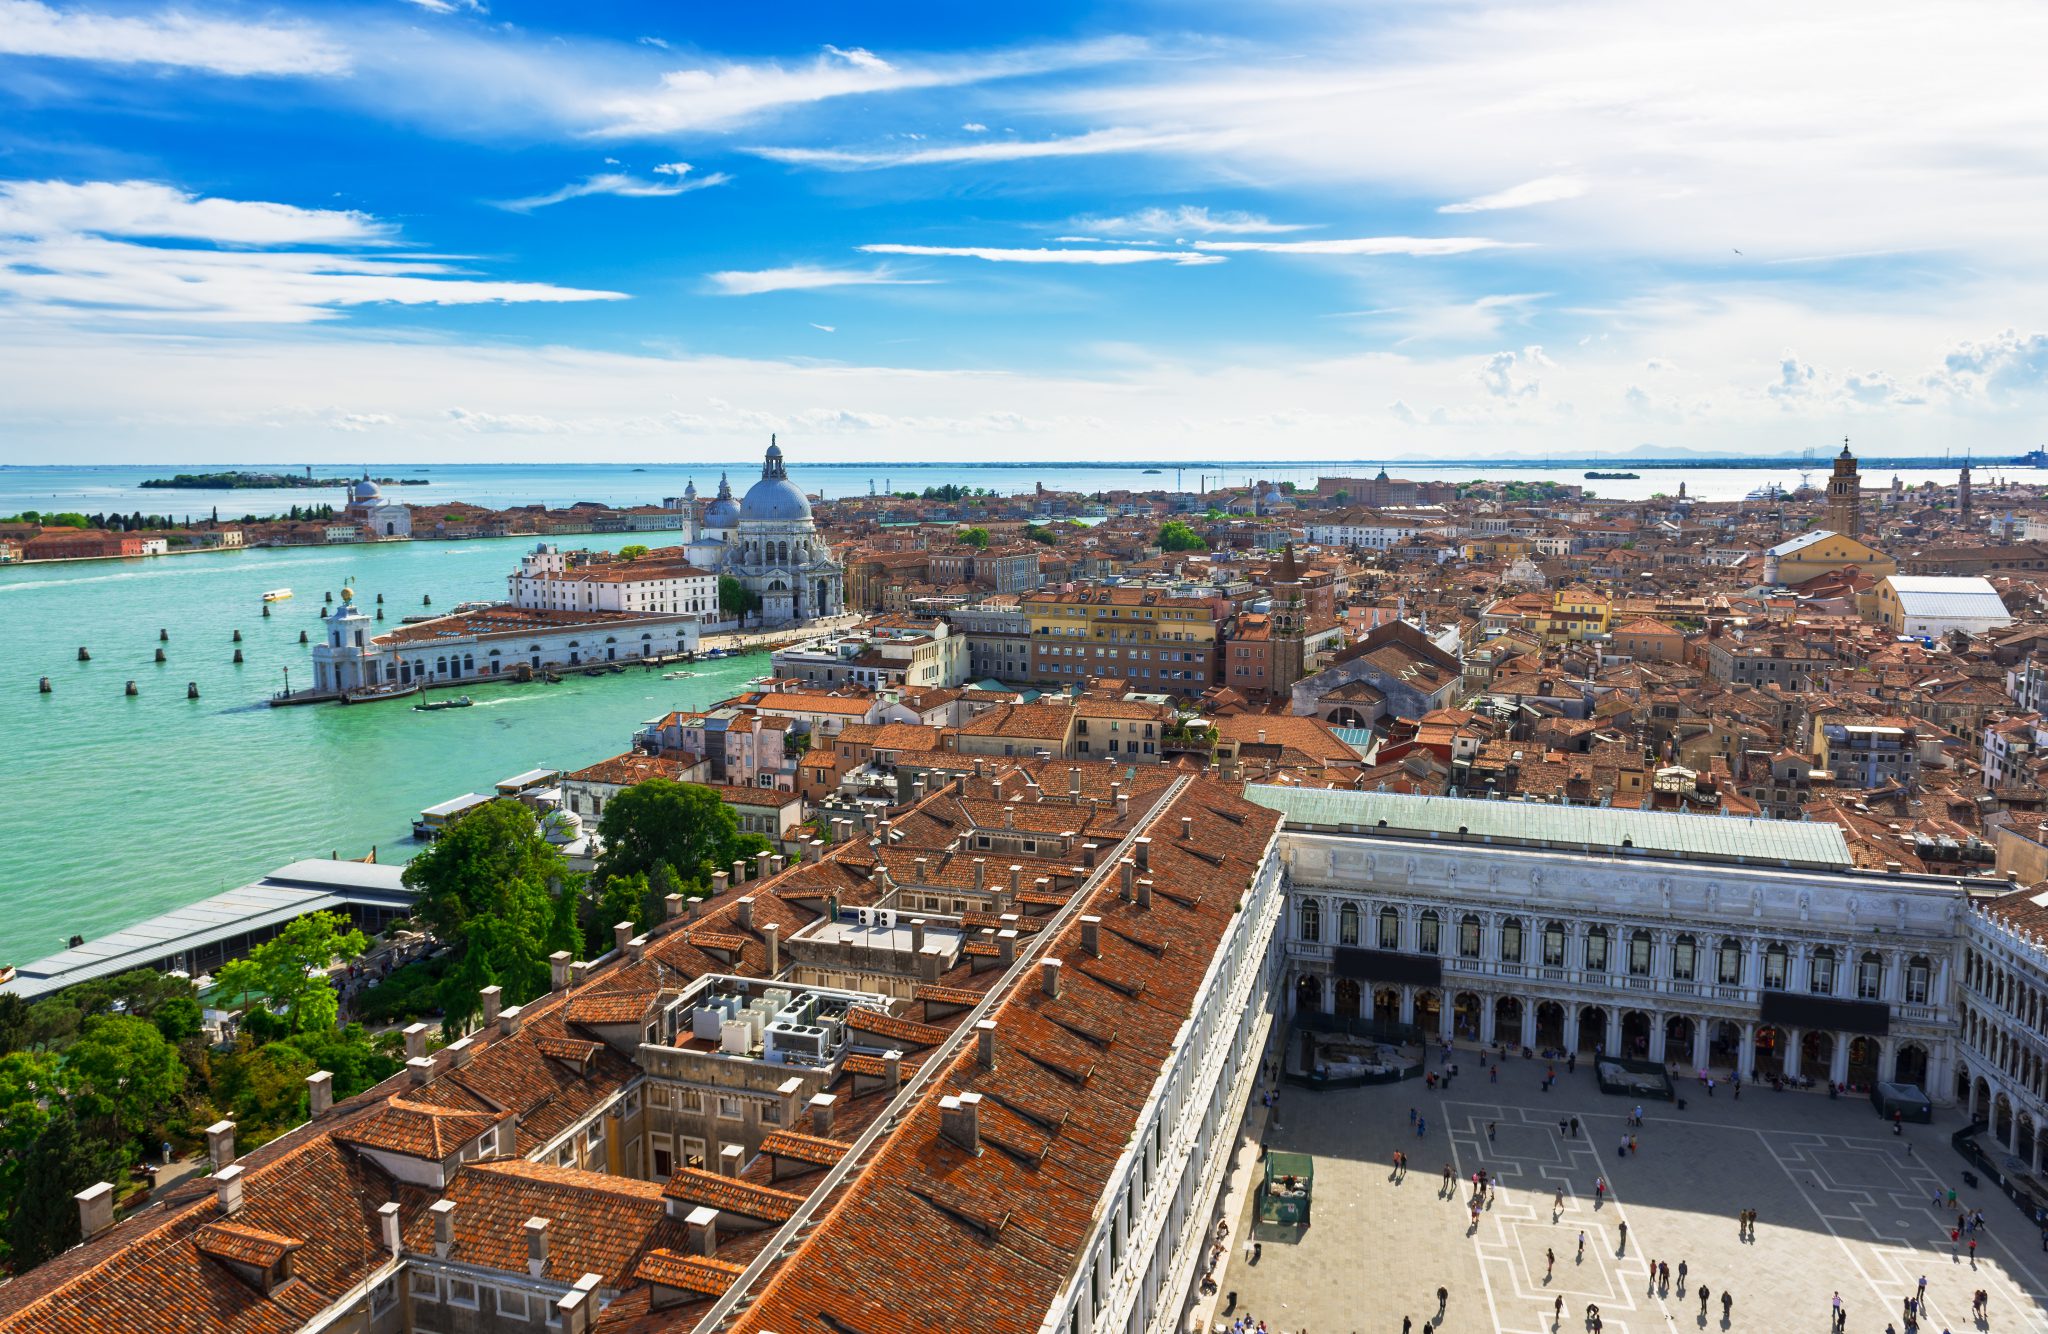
1584;470;1641;480
141;471;430;490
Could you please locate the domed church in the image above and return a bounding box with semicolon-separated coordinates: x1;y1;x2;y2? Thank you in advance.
342;473;411;538
676;437;844;625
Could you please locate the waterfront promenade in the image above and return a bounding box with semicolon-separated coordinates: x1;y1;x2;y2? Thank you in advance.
0;530;767;966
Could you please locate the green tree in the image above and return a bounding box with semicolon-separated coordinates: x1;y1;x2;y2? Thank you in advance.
281;1024;400;1101
151;995;203;1044
617;544;650;561
70;968;196;1023
588;873;652;953
718;575;761;626
956;526;991;549
209;1041;316;1134
211;912;366;1036
1156;520;1208;552
403;800;568;941
64;1015;186;1143
596;779;771;886
0;994;27;1056
1023;524;1059;546
6;1108;127;1269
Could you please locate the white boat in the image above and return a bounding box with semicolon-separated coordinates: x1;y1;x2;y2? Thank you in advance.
663;670;697;679
1744;484;1784;503
262;587;294;602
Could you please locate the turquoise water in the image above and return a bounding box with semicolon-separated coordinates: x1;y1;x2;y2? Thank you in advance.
0;533;768;966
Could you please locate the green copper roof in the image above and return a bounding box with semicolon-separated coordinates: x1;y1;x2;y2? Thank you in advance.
1244;785;1853;870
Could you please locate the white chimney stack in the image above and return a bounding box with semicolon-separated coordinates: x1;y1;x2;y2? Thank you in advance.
205;1120;236;1170
76;1181;116;1240
1042;958;1063;997
430;1198;456;1257
306;1070;333;1118
525;1216;549;1276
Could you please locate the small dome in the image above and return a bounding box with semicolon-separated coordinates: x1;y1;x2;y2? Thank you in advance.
350;476;381;502
702;472;740;528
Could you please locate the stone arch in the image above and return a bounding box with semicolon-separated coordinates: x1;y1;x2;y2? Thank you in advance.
1802;1030;1835;1080
1974;1076;1991;1122
1452;991;1483;1041
1665;1014;1695;1060
1995;1092;2015;1146
1338;901;1359;946
1298;897;1321;943
1578;1005;1608;1055
1847;1036;1880;1087
1495;995;1524;1043
1621;1010;1652;1058
1294;972;1323;1014
1753;1024;1786;1077
1335;978;1361;1019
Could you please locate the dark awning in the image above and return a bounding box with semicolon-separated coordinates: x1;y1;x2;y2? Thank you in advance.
1760;990;1889;1036
1332;947;1442;987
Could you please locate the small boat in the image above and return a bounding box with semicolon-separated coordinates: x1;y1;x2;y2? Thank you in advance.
581;667;607;678
262;588;294;602
413;695;473;711
541;669;563;683
605;662;625;674
663;670;696;679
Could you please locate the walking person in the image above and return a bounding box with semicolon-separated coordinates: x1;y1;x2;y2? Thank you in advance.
1577;1230;1586;1261
1721;1291;1732;1321
1618;1220;1628;1254
1488;1120;1497;1142
1677;1259;1688;1290
1545;1246;1554;1279
1698;1285;1710;1317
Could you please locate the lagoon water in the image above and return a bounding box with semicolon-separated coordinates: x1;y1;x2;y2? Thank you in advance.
0;531;767;966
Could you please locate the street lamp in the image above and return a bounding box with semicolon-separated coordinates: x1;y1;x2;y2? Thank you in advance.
282;664;291;699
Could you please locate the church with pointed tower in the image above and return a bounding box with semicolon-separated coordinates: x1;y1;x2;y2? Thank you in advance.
673;437;844;626
1826;438;1863;539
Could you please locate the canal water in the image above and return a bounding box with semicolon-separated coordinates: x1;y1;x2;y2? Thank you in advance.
0;533;767;966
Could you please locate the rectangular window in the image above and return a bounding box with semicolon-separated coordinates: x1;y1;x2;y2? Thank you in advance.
1543;926;1565;967
446;1279;480;1310
1629;936;1651;976
1673;939;1695;981
1857;959;1882;1000
1719;945;1742;985
1501;920;1523;962
1907;964;1930;1004
1418;916;1440;954
719;1096;744;1121
652;1133;674;1178
1810;954;1835;995
1459;919;1480;958
680;1089;705;1113
682;1136;708;1167
1379;913;1399;950
409;1271;439;1301
1585;933;1608;972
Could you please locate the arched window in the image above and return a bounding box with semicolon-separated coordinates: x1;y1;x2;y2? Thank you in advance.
1459;914;1482;958
1299;898;1321;944
1764;943;1789;990
1543;922;1566;967
1378;906;1400;950
1671;934;1696;980
1418;910;1441;954
1501;917;1524;963
1339;902;1359;946
1809;947;1837;995
1585;926;1609;973
1718;938;1743;985
1858;951;1884;1000
1628;930;1653;976
1907;955;1932;1004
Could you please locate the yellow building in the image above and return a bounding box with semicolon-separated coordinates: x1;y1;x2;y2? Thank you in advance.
1021;586;1221;694
1763;529;1895;585
1539;585;1611;642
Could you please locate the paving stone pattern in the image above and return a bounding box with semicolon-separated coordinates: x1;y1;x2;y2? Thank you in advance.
1219;1054;2048;1333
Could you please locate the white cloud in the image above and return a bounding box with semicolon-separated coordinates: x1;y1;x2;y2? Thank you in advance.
858;243;1223;267
1439;176;1586;214
1479;345;1551;399
810;323;835;333
493;167;732;212
0;0;346;76
1937;329;2048;400
961;122;987;133
1066;205;1312;237
0;179;623;323
751;127;1192;169
705;264;932;296
0;179;390;245
1191;236;1518;257
400;0;485;13
1767;355;1817;401
595;37;1139;136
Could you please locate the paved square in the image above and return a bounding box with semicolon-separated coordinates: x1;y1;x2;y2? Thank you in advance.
1220;1057;2048;1333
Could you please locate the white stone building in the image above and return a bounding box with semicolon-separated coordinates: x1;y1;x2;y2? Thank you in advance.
342;475;412;539
1257;787;1971;1098
507;544;716;617
673;439;845;626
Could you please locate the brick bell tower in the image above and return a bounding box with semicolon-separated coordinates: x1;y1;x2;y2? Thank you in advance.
1826;437;1862;540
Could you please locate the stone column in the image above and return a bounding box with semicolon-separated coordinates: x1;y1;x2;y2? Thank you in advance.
1739;1022;1756;1081
1784;1026;1804;1079
1479;997;1497;1046
1604;1009;1622;1057
1521;1006;1538;1050
1691;1020;1710;1072
1400;986;1416;1025
1564;1008;1581;1052
1648;1015;1668;1063
1829;1034;1850;1087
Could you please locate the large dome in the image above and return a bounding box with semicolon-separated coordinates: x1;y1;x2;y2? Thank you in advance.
738;436;812;524
350;477;381;503
741;476;812;524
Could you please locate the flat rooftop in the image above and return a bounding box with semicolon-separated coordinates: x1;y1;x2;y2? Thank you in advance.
1245;784;1855;870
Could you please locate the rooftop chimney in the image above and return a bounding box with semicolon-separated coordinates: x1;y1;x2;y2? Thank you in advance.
214;1164;244;1217
664;893;685;922
306;1070;333;1118
712;870;730;896
1181;816;1193;840
940;1092;983;1154
379;1202;401;1259
570;960;595;988
1081;915;1101;957
1008;864;1023;900
1120;859;1135;898
430;1199;456;1257
205;1120;236;1170
973;858;986;890
549;951;572;990
408;1056;435;1086
685;1205;718;1257
524;1216;549;1276
403;1022;430;1062
1042;958;1063;997
1069;767;1082;796
771;853;787;874
756;851;773;881
1082;842;1099;869
480;985;503;1027
1138;877;1154;910
499;1004;524;1036
1116;788;1129;818
613;920;633;956
719;1143;744;1178
914;856;930;882
732;859;747;886
992;776;1005;802
764;922;782;976
447;1037;475;1068
910;918;927;952
809;1093;837;1136
736;896;755;930
1134;837;1151;871
976;1019;998;1068
75;1182;115;1241
884;1050;903;1086
997;929;1018;965
628;935;647;963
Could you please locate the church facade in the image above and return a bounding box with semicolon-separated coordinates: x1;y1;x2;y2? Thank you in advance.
674;438;844;626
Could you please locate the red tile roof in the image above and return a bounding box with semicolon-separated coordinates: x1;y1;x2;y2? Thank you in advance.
658;1168;805;1223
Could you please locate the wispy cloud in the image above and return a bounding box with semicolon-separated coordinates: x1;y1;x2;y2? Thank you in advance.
1439;175;1586;214
1192;236;1518;257
1067;205;1312;237
751;127;1192;169
400;0;486;14
705;264;932;296
493;165;731;212
0;179;621;323
859;243;1222;266
595;37;1141;136
0;179;390;244
0;0;346;75
810;322;836;332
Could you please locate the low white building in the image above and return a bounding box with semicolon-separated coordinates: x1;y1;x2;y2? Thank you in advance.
508;543;718;618
770;615;968;689
309;589;699;696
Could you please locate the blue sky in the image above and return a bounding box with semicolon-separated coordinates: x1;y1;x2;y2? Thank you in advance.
3;0;2048;463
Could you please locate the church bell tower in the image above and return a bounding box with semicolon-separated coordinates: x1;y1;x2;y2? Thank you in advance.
1826;438;1862;540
